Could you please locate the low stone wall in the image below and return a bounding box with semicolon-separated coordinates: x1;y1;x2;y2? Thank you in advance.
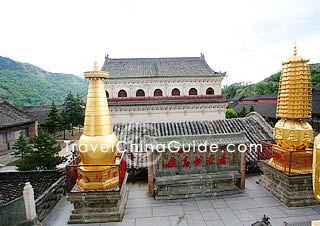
147;133;248;199
0;171;65;223
35;175;65;221
0;197;26;226
155;172;242;199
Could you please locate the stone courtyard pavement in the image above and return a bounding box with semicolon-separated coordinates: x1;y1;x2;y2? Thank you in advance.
42;176;320;226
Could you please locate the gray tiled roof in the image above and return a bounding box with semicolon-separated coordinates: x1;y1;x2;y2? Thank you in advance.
232;88;320;118
18;105;63;125
233;102;277;119
114;112;273;169
0;171;63;204
242;93;277;101
0;99;36;129
101;55;225;78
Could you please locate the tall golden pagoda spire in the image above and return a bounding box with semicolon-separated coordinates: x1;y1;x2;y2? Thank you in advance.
269;46;313;174
82;61;113;136
77;62;119;190
276;46;312;120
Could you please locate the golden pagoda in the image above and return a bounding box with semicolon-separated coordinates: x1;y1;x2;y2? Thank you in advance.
313;135;320;200
269;46;313;174
77;62;119;190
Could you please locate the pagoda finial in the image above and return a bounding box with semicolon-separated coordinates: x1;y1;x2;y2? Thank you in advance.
293;44;297;56
93;60;98;71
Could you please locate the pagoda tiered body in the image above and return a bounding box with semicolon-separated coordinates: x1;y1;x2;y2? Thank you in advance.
77;62;119;190
269;47;313;174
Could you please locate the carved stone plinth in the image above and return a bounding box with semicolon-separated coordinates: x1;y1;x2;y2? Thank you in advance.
154;172;242;200
67;173;128;224
77;166;119;190
259;161;318;207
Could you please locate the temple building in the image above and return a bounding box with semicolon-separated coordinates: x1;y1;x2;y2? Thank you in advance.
0;98;38;155
84;54;228;123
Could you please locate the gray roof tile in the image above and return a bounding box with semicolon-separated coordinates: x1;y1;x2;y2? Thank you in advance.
0;99;36;129
101;55;225;78
114;112;273;169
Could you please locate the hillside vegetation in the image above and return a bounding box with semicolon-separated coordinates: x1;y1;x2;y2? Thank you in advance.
222;64;320;99
0;56;87;106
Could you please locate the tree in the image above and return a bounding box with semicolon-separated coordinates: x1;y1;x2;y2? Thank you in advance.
58;108;70;140
74;93;84;133
29;130;66;170
44;100;59;136
12;132;34;171
265;116;275;128
239;106;247;117
63;92;76;136
249;105;255;112
62;92;84;136
226;107;238;118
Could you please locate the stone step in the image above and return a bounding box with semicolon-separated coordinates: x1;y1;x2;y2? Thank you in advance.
157;184;239;194
68;212;122;224
72;206;120;214
70;211;121;219
155;188;241;200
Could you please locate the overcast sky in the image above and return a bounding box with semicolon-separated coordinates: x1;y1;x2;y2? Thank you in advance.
1;0;320;85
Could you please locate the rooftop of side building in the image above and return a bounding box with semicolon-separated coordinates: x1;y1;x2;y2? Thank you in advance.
101;54;226;78
0;98;37;129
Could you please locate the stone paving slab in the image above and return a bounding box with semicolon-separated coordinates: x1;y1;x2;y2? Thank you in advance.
42;176;320;226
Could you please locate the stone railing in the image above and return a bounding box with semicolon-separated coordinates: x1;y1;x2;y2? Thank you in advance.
35;175;65;221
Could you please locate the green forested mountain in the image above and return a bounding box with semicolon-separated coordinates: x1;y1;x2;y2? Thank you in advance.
222;64;320;99
0;56;88;106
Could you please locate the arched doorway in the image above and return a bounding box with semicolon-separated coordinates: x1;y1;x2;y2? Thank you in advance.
154;89;163;97
171;88;180;96
118;90;127;98
136;89;145;97
206;87;214;95
189;88;197;96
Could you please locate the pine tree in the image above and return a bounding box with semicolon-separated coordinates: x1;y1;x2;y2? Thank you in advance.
58;108;70;140
44;100;59;137
74;93;84;133
239;106;247;117
63;92;76;136
12;132;34;171
249;105;255;112
30;130;66;170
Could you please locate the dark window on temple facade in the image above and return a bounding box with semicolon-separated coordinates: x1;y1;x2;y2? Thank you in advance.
206;87;214;95
172;88;180;96
154;89;163;97
118;90;127;98
136;89;145;97
106;91;109;98
189;88;197;96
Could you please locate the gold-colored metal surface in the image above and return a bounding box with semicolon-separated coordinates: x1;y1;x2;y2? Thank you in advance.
313;134;320;200
77;62;119;190
276;46;312;119
269;46;313;175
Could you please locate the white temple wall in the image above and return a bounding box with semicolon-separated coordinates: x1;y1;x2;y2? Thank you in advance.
105;77;223;98
109;103;227;123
